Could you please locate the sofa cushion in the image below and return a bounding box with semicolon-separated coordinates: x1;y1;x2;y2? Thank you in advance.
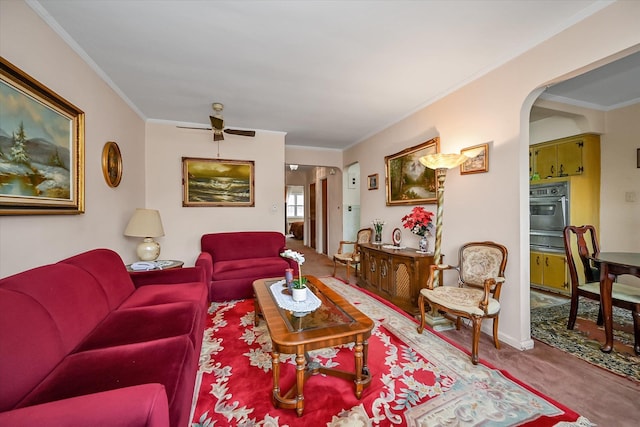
0;289;66;412
212;257;291;280
76;302;202;352
201;231;286;262
18;336;195;427
59;248;135;310
119;281;208;310
0;384;170;427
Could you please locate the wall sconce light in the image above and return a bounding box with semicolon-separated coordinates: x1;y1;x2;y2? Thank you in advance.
289;164;299;171
124;208;165;261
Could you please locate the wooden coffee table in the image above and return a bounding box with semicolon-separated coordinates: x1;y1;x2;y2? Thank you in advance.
253;275;373;417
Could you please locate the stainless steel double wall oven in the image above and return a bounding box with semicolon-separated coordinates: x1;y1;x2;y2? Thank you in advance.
529;181;569;253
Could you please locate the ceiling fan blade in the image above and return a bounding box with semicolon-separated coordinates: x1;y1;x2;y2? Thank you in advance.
176;125;212;130
209;115;224;131
224;129;256;137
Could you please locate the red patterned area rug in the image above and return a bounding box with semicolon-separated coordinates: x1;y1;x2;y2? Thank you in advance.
190;277;592;426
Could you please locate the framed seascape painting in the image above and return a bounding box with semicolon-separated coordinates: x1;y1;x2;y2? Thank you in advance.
0;57;85;215
182;157;255;207
385;137;439;206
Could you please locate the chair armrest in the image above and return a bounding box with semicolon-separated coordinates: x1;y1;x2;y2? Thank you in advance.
0;384;170;426
480;278;497;312
425;263;456;289
336;240;356;254
130;266;205;287
195;252;213;284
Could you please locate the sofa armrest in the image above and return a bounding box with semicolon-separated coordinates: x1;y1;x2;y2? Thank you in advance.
0;384;170;427
195;252;213;284
129;266;205;287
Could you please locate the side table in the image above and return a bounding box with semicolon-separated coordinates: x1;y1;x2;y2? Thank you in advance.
126;260;184;272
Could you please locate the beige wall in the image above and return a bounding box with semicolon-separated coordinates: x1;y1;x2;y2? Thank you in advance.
345;1;640;349
601;103;640;252
145;123;287;265
0;0;146;276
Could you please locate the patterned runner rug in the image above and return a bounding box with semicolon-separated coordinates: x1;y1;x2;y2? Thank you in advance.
191;277;591;426
531;296;640;381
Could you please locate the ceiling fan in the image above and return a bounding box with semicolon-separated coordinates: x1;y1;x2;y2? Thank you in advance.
178;102;256;141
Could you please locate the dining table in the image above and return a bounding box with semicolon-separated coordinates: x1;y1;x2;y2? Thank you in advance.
591;252;640;353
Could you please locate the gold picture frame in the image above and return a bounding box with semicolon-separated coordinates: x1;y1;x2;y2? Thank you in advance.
460;143;489;174
102;141;122;187
367;173;378;190
0;57;84;215
385;137;439;205
182;157;255;207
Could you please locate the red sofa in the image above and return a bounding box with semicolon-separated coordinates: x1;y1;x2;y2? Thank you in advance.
196;231;298;301
0;248;208;427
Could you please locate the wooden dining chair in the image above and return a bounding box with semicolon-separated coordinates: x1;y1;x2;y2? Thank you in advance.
332;228;372;281
417;241;508;364
563;225;640;354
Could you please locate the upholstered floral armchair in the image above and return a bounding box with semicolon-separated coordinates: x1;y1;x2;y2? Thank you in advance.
417;241;508;364
332;228;372;281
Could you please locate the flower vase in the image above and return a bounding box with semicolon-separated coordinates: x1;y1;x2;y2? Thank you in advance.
374;232;382;244
292;286;307;302
418;236;429;253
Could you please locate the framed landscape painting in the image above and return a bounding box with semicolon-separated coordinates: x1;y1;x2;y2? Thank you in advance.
385;137;439;205
460;143;489;174
0;57;85;215
182;157;255;207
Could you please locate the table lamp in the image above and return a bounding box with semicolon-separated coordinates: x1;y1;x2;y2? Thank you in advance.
124;208;165;261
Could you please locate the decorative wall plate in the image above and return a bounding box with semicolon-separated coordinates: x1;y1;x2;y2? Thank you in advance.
102;141;122;187
392;228;402;246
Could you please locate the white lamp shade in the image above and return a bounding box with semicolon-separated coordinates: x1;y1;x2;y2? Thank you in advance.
124;208;165;238
419;153;469;170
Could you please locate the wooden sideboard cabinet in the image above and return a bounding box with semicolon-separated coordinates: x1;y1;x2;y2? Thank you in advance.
358;243;435;315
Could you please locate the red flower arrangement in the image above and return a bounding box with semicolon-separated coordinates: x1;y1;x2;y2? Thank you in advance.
401;207;434;237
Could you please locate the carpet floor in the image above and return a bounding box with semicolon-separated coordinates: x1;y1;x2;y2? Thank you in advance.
190;277;591;426
531;296;640;381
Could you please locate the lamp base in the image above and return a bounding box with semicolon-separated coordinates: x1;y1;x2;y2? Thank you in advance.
137;237;160;261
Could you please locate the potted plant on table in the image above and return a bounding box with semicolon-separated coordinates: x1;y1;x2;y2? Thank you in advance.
401;207;434;253
280;249;307;301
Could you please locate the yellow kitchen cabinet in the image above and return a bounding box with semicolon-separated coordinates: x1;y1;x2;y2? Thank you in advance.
533;140;583;178
530;251;569;294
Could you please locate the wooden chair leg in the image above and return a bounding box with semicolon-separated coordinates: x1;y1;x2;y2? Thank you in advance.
346;262;351;280
633;308;640;355
332;258;338;277
492;317;501;350
471;317;482;365
567;294;579;329
417;293;427;334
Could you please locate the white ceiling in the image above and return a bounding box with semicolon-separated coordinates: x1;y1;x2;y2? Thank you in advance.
29;0;637;150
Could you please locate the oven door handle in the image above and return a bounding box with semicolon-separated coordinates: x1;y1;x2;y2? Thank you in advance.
560;195;568;226
530;197;565;205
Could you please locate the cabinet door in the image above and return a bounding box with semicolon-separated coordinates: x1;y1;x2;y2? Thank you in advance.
557;141;583;176
529;147;534;178
530;252;544;285
391;257;415;304
543;253;567;291
379;257;391;295
535;145;557;178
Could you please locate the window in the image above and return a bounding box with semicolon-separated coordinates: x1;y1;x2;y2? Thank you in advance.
287;190;304;217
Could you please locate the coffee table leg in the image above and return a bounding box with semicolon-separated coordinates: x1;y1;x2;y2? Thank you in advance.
354;339;367;398
295;351;305;416
271;350;280;405
362;339;370;377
